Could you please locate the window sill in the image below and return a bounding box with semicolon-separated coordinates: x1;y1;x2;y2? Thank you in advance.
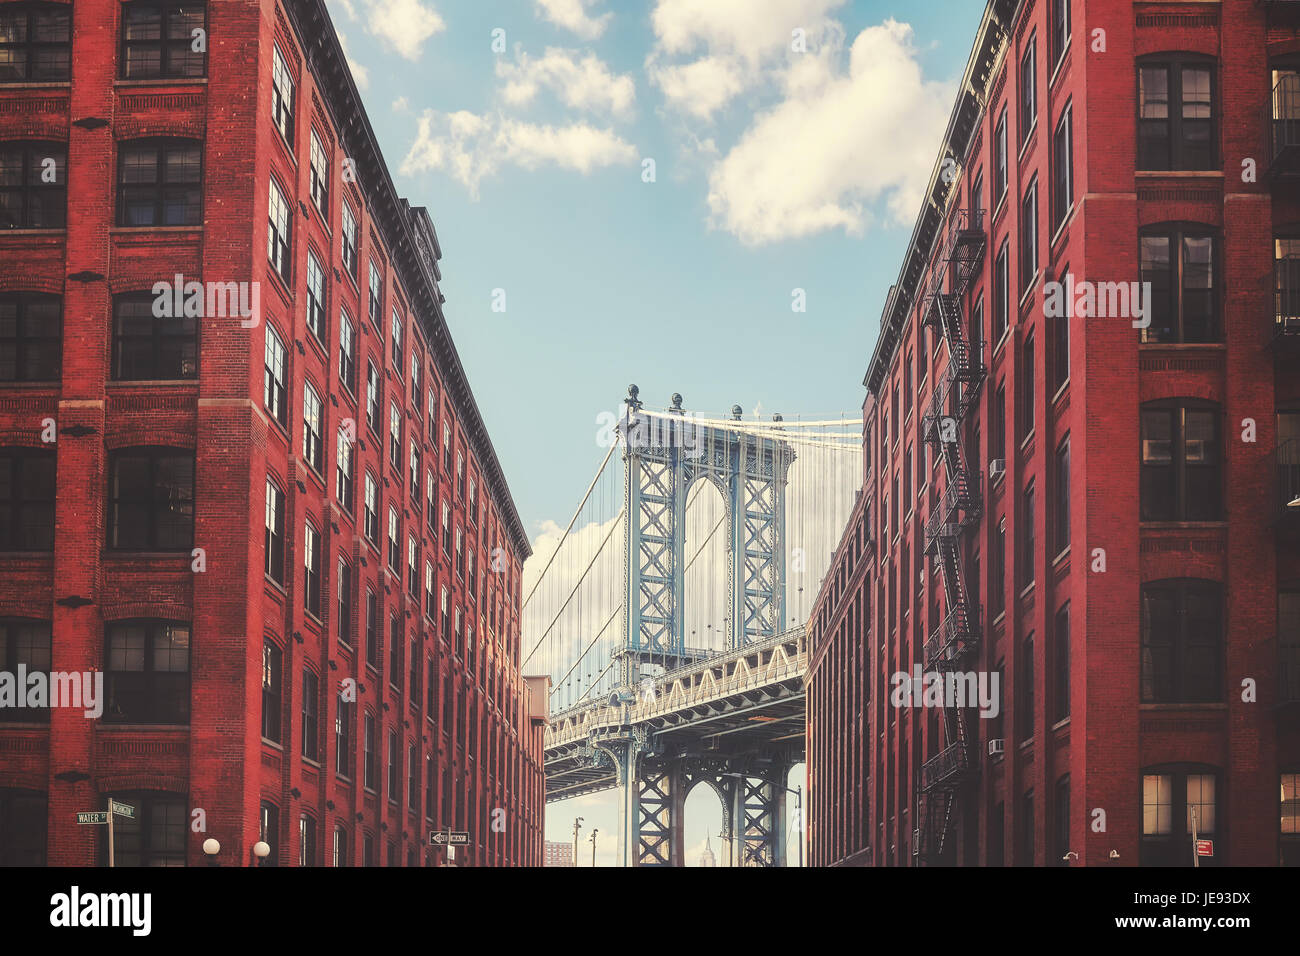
0;228;66;236
107;378;198;387
1051;380;1069;406
1018;272;1039;310
1017;122;1038;164
1018;581;1036;600
1137;702;1227;711
302;756;321;770
115;78;208;88
261;737;284;751
1051;545;1070;568
1133;170;1223;179
109;226;202;235
1048;44;1071;90
1051;716;1071;733
0;81;71;89
1019;430;1035;453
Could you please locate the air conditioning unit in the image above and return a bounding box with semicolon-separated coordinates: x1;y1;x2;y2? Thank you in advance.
988;458;1006;478
988;738;1006;757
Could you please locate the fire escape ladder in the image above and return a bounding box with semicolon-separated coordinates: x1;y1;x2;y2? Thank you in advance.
913;207;986;865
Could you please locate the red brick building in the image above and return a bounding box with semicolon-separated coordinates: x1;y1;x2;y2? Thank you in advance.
0;0;545;866
807;0;1300;867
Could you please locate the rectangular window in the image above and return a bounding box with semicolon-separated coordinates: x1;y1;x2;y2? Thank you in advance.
336;425;354;512
117;140;201;227
0;144;66;229
1051;105;1073;233
336;695;352;778
993;238;1010;343
366;360;381;434
0;450;55;551
302;382;323;472
991;517;1006;619
388;505;400;571
1019;482;1035;589
0;292;61;382
309;129;329;215
306;251;326;344
1019;35;1037;147
389;400;402;467
1141;580;1223;703
1050;0;1071;69
263;325;287;425
264;478;284;583
121;2;206;78
105;621;190;724
267;177;292;281
0;621;52;723
261;639;282;742
108;449;194;550
112;292;196;380
1140;228;1218;344
1053;603;1070;721
304;522;321;617
992;382;1007;465
363;472;379;544
0;3;71;81
363;714;376;789
391;308;404;370
271;44;294;146
1020;179;1037;293
994;107;1008;206
341;203;357;277
299;814;317;866
387;732;399;801
407;533;419;594
1019;331;1035;440
1140;403;1221;521
389;615;403;692
1054;437;1070;554
336;558;352;647
1018;633;1034;741
365;588;379;671
368;261;383;326
1139;60;1215;171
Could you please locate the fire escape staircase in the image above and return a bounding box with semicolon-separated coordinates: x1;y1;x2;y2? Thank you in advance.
913;208;985;865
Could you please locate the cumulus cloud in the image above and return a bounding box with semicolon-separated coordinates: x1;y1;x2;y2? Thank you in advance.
647;0;846;119
328;0;444;61
498;49;636;118
705;20;951;245
534;0;612;40
401;110;638;198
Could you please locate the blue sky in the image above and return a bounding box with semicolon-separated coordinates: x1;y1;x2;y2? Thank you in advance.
324;0;983;863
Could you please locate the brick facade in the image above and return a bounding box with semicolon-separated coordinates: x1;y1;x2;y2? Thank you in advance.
807;0;1299;867
0;0;544;866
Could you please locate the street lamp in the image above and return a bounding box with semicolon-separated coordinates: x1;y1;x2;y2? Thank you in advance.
252;841;270;867
589;828;599;867
572;816;583;868
202;838;220;867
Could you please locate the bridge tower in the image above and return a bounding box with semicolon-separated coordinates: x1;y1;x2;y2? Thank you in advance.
616;387;796;684
603;388;796;866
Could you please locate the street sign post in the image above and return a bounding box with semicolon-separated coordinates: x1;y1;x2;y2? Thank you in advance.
428;829;470;847
110;800;135;820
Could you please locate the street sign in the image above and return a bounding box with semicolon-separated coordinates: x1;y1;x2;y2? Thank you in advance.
110;800;135;819
429;829;470;846
1196;839;1214;857
76;812;108;825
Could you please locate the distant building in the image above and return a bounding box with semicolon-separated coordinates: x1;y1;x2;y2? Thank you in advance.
699;835;716;868
544;841;575;867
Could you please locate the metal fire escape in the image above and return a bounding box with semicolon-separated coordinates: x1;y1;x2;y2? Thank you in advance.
914;207;986;864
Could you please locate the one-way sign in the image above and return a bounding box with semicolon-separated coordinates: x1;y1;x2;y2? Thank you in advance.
429;829;470;846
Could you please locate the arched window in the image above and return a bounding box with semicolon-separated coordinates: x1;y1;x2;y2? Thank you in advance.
1139;224;1219;343
1138;55;1216;170
105;620;190;724
104;791;185;866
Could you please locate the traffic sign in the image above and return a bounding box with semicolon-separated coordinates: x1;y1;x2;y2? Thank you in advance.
110;799;135;819
1195;839;1214;857
429;829;470;846
76;812;108;825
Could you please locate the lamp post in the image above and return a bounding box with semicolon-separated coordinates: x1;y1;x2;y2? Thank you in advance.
202;838;220;867
589;828;599;867
572;816;583;868
252;841;270;867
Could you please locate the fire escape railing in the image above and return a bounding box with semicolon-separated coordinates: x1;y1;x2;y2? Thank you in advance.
1276;256;1300;342
1268;73;1300;175
912;206;985;866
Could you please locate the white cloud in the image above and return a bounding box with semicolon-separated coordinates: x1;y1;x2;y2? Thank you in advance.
705;19;951;245
401;110;638;197
366;0;445;60
534;0;612;40
647;0;846;118
498;49;636;118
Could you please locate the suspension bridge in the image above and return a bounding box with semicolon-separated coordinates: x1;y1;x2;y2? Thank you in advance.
522;387;862;865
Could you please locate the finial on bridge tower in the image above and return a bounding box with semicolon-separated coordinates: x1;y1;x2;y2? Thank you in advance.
731;404;743;421
626;384;642;411
670;393;683;413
